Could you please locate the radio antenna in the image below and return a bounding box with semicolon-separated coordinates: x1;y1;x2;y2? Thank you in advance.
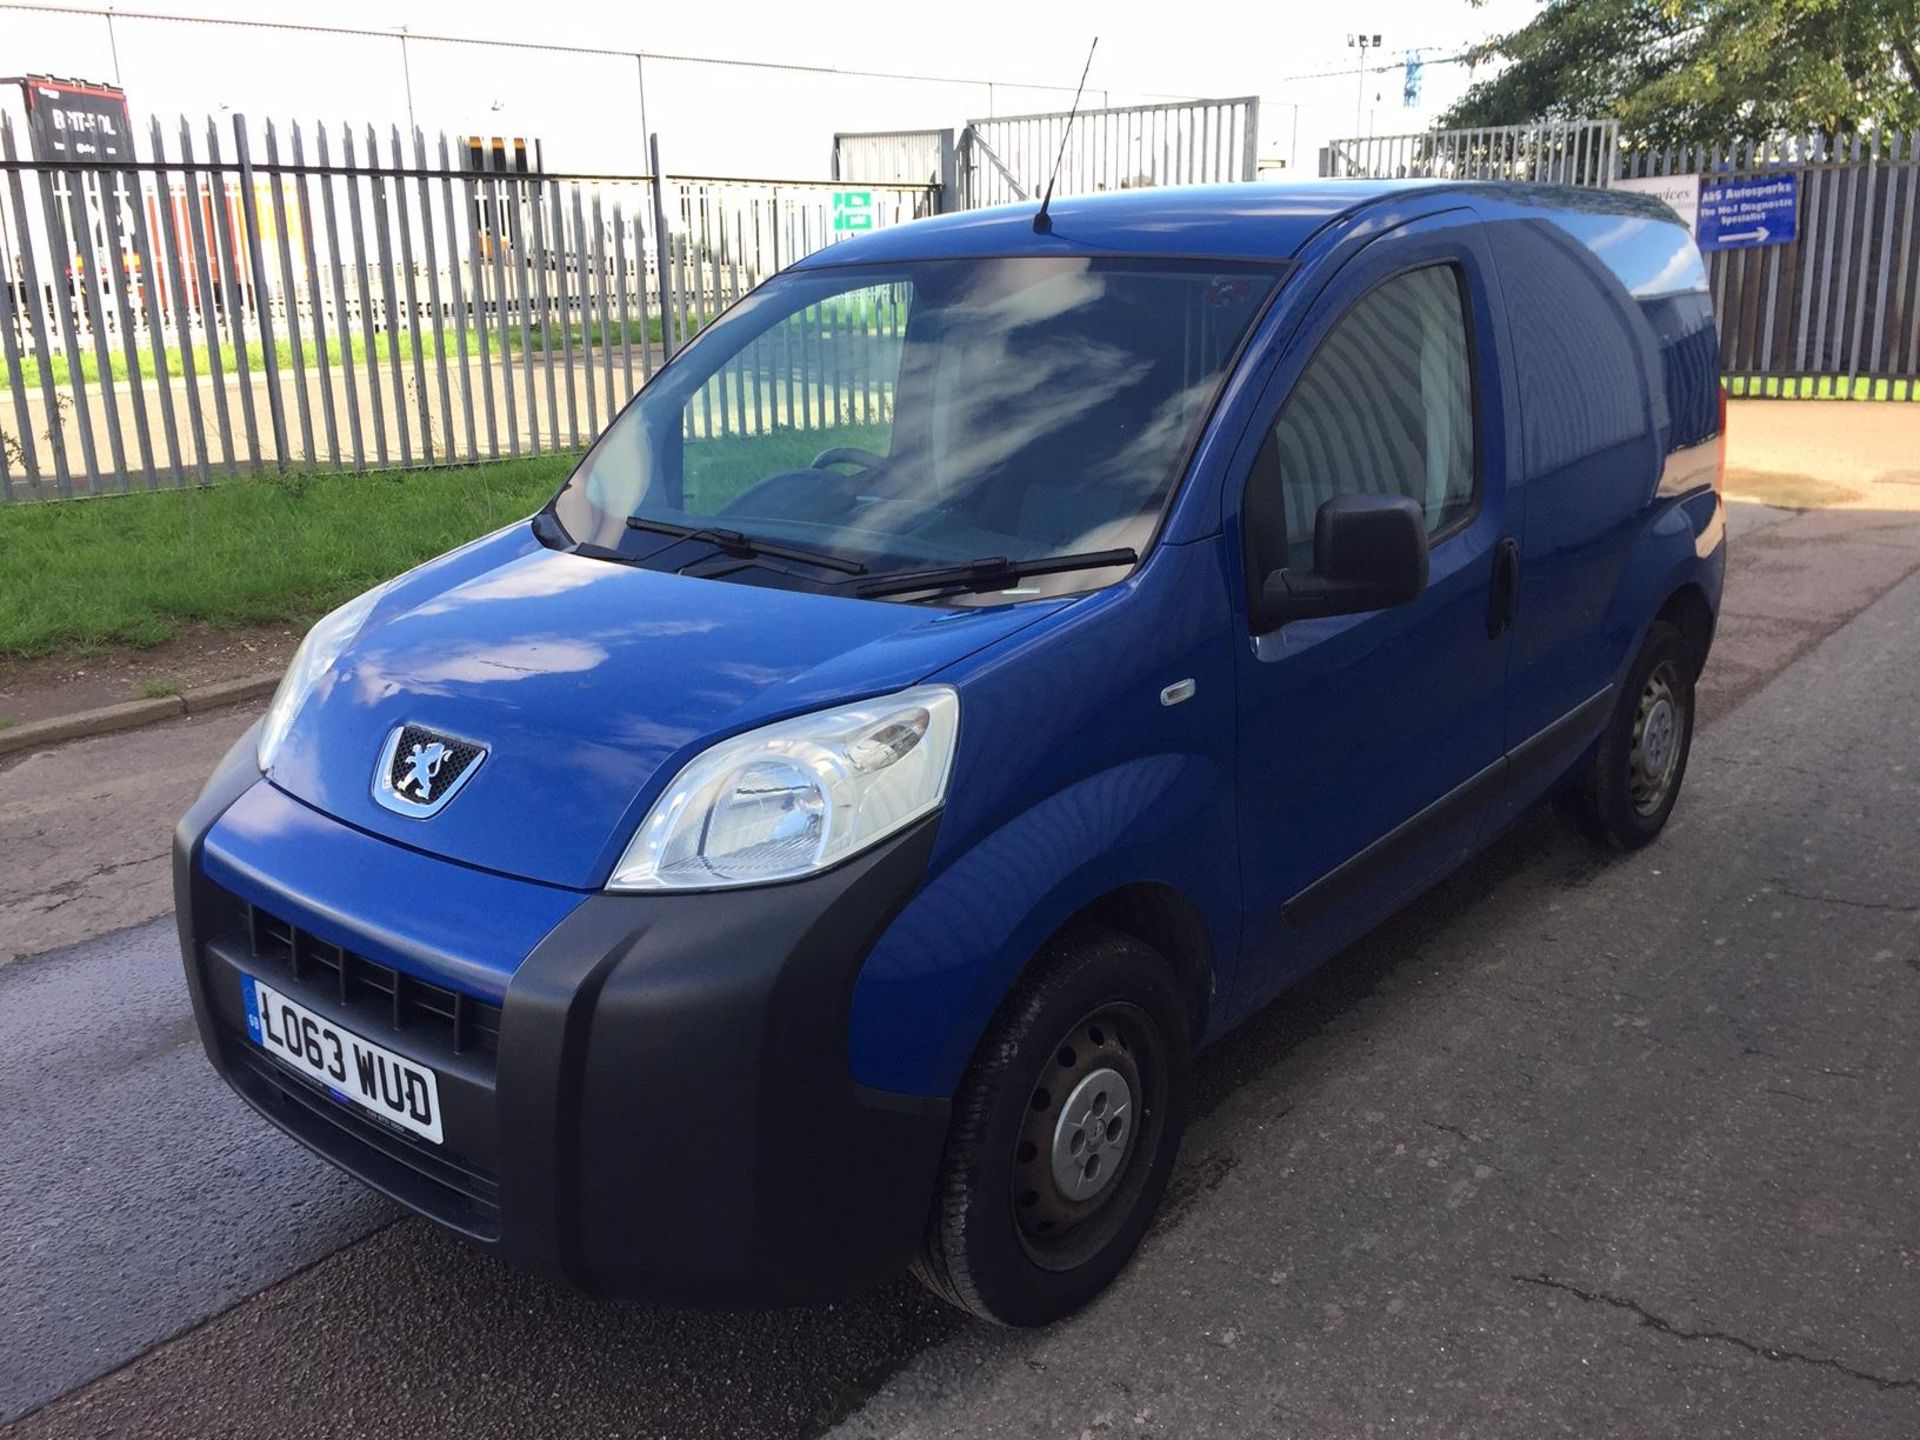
1033;36;1098;234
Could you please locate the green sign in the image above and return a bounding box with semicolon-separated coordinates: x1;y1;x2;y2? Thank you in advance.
832;189;874;233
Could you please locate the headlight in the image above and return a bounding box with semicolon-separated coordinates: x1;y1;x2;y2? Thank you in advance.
608;685;960;891
257;585;387;775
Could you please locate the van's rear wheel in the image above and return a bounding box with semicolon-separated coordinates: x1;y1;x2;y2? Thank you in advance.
1566;620;1697;850
912;929;1191;1327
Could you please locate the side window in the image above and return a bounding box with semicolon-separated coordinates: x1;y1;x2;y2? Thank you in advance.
1265;265;1476;573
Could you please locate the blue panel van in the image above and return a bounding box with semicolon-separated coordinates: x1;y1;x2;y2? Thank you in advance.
176;180;1725;1326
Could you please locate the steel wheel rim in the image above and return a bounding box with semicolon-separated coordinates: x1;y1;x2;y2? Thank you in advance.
1629;662;1684;815
1010;1002;1163;1272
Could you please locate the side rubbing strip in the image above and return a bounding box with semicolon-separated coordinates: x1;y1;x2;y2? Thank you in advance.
1281;752;1507;933
1281;684;1616;933
1505;685;1615;793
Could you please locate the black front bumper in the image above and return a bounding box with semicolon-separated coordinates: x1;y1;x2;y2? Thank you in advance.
174;734;951;1307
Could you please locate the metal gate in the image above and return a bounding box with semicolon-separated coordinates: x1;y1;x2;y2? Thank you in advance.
832;129;953;190
959;97;1261;210
1321;120;1621;187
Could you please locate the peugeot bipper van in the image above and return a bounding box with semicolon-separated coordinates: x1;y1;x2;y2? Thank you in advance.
176;181;1725;1326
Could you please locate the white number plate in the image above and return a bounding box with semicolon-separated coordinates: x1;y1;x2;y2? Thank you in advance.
241;974;444;1145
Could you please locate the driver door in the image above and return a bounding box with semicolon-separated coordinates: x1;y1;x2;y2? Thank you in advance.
1227;209;1519;1008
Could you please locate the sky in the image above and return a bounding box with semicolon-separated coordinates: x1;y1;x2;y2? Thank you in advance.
2;0;1541;177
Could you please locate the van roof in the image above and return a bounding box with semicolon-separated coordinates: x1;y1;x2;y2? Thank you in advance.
793;179;1680;268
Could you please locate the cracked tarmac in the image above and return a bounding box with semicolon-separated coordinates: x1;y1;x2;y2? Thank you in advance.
1513;1275;1920;1394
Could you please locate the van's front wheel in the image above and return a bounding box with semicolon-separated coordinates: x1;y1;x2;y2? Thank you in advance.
1566;620;1697;849
912;929;1191;1326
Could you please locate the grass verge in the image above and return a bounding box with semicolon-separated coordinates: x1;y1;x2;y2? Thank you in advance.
1726;375;1920;401
14;317;692;388
0;453;580;657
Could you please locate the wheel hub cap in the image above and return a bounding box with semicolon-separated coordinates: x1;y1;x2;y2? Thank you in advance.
1629;664;1684;815
1049;1066;1133;1202
1641;697;1675;776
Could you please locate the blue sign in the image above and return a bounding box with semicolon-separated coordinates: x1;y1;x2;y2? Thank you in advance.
1697;175;1798;251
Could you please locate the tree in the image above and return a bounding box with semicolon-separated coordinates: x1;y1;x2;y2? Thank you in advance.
1445;0;1920;147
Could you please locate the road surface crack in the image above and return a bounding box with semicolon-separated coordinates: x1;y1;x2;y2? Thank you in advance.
1514;1274;1920;1392
1767;880;1919;915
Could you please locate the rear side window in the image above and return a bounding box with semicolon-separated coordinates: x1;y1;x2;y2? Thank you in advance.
1266;265;1475;572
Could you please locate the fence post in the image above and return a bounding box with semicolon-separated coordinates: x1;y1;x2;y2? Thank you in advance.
262;120;314;468
207;120;263;472
365;123;412;466
339;125;389;467
0;115;55;495
288;121;339;469
42;140;106;485
153;116;211;482
388;126;434;461
648;134;676;356
937;129;958;214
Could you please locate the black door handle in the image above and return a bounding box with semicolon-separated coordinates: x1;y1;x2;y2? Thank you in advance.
1488;537;1520;639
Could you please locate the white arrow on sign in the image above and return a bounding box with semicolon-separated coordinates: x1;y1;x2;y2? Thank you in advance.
1718;225;1770;244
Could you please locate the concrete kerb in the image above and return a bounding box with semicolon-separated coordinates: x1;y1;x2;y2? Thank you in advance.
0;674;279;757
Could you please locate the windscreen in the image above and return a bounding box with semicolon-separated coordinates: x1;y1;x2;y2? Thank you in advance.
548;255;1280;596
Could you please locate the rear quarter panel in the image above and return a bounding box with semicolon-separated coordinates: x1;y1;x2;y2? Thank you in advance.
1475;195;1724;752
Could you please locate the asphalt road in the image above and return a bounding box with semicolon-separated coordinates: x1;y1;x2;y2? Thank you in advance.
2;498;1918;1438
0;918;393;1422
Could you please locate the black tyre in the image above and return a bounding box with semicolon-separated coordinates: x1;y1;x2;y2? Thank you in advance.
1565;620;1697;850
912;928;1192;1327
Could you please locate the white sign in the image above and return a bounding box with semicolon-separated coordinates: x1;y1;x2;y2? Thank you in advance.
1614;173;1702;236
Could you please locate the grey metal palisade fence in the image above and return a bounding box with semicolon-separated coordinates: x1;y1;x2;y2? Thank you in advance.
1621;132;1920;399
0;113;936;501
8;108;1920;505
1326;122;1920;401
1321;120;1623;187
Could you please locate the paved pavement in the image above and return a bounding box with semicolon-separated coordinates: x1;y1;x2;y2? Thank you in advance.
0;710;255;966
1721;398;1920;508
3;410;1919;1437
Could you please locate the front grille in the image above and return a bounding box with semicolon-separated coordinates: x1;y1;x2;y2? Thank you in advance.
229;1044;502;1238
241;902;501;1058
204;889;506;1238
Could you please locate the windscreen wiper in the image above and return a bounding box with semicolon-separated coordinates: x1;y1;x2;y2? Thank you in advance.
625;515;867;576
850;547;1138;599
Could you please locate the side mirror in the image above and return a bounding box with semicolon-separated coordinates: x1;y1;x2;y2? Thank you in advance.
1259;493;1430;626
